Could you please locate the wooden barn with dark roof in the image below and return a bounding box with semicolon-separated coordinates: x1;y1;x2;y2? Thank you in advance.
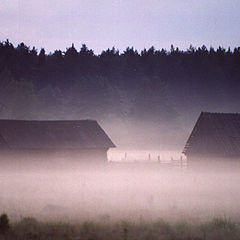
183;112;240;160
0;119;115;162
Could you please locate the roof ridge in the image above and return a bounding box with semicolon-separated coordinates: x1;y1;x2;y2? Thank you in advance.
0;119;97;122
201;111;240;115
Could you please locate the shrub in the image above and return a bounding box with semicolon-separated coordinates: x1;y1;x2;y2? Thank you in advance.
0;213;10;234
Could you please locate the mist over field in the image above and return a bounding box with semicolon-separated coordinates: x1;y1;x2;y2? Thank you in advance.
0;157;240;224
1;1;240;238
0;41;240;229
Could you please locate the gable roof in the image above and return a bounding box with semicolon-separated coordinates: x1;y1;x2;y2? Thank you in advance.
183;112;240;156
0;120;115;150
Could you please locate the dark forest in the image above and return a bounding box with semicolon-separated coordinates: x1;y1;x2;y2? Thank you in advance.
1;40;240;148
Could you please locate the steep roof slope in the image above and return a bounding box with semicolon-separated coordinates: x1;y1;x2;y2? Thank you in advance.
183;112;240;156
0;120;115;149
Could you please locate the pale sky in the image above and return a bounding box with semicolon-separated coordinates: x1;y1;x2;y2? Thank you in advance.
1;0;240;53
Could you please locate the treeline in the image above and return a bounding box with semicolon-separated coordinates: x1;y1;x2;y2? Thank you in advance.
0;39;240;122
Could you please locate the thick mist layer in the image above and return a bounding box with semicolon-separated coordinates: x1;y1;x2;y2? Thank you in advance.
1;154;240;224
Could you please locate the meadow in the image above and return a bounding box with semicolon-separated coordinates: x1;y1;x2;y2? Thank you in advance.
0;155;240;239
0;214;240;240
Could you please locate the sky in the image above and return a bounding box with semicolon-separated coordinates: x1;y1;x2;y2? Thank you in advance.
0;0;240;54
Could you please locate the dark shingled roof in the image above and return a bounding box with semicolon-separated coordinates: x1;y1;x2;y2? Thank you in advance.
183;112;240;156
0;120;115;149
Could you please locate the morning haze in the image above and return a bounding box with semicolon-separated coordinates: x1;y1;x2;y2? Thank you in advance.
0;1;240;239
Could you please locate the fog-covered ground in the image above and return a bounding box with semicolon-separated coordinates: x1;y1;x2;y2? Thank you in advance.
0;152;240;224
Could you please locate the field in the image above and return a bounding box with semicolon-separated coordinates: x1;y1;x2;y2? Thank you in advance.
0;154;240;239
1;215;240;240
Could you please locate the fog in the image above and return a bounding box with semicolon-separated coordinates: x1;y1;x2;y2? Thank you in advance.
1;153;240;224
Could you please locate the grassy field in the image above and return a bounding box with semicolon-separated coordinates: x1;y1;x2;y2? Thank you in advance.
0;215;240;240
1;162;240;239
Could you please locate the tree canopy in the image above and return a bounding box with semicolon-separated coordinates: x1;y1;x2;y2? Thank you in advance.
0;40;240;147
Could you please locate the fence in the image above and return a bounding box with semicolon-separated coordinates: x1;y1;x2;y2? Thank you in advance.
109;151;187;168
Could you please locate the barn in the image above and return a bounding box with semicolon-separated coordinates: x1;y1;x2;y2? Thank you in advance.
0;119;115;163
183;112;240;161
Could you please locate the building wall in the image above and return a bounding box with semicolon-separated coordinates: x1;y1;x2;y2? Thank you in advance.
0;148;109;167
